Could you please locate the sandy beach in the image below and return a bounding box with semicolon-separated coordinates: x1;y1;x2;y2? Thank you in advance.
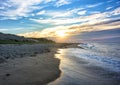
1;43;119;85
0;43;78;85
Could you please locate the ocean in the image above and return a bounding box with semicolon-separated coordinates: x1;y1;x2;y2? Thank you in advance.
49;42;120;85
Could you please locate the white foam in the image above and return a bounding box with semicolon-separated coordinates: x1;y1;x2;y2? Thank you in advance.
66;46;120;72
78;43;94;49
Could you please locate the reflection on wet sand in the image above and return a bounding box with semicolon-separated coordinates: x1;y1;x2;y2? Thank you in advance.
49;48;120;85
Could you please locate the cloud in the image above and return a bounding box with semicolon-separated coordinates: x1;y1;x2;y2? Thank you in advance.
106;7;113;10
0;0;39;19
41;8;84;18
77;10;87;15
55;0;72;7
0;28;26;34
18;25;78;38
36;10;46;15
0;29;9;31
0;0;74;20
47;11;72;18
44;0;55;3
0;6;5;10
18;18;120;39
0;0;53;20
87;3;103;8
111;7;120;15
21;7;120;35
0;28;25;31
89;11;100;14
30;7;120;26
76;28;120;42
30;18;81;25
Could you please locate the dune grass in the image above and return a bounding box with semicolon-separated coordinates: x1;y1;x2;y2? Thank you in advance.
0;38;55;44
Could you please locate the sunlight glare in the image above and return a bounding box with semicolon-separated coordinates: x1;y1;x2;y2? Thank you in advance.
56;31;67;37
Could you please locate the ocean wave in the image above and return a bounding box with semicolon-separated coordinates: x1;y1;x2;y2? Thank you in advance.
78;43;94;49
65;46;120;72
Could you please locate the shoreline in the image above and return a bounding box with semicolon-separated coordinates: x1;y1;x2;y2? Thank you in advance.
48;44;120;85
0;43;79;85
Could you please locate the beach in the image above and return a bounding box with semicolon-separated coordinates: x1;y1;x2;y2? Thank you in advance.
49;43;120;85
0;43;119;85
0;43;78;85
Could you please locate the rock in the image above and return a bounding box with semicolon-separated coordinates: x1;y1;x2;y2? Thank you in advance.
5;73;10;77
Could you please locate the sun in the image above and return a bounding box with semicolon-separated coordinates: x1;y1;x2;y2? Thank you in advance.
56;31;67;37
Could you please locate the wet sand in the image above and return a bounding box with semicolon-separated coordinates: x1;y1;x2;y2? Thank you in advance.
48;48;120;85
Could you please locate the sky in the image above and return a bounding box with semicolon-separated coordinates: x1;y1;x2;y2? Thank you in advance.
0;0;120;42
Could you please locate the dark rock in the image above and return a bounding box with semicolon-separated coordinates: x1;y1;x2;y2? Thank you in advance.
46;49;50;52
5;73;10;77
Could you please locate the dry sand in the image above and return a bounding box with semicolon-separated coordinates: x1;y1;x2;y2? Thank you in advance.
0;50;60;85
0;43;78;85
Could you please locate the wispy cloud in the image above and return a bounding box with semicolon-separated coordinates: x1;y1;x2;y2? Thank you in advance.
0;0;74;20
112;7;120;15
89;11;100;14
30;7;120;26
0;29;9;31
0;28;26;33
18;18;120;38
55;0;72;7
0;6;5;10
19;6;120;38
87;3;103;8
30;18;81;25
38;8;84;18
106;6;113;10
0;0;53;20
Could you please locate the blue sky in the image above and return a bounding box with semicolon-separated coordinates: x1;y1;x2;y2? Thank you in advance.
0;0;120;42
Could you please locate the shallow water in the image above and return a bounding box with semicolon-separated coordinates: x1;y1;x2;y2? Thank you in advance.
49;43;120;85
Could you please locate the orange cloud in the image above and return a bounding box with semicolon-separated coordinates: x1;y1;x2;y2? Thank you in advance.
18;19;120;38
